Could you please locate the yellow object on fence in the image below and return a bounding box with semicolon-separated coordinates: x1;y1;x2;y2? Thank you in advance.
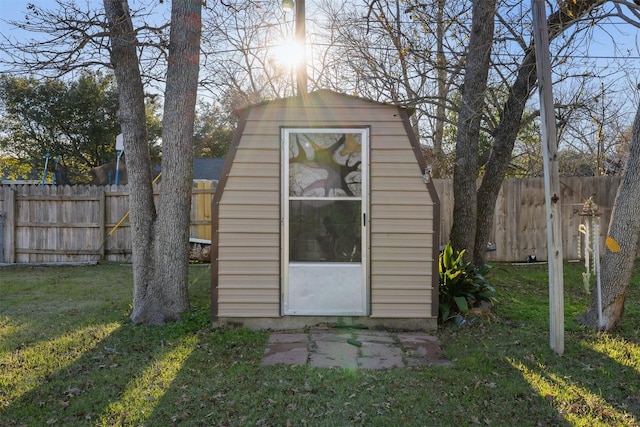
108;172;162;237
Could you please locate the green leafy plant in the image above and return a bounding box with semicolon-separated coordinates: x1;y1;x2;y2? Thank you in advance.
438;243;496;323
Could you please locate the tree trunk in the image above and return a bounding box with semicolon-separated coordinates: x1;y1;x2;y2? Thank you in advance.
103;0;157;320
473;51;537;265
149;0;201;323
578;100;640;331
449;0;496;259
432;0;447;178
105;0;201;325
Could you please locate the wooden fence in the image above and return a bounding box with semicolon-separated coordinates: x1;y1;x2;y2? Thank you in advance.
0;177;635;264
0;181;216;263
434;176;639;262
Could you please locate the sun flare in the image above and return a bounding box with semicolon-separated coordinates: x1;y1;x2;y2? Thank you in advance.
272;38;304;69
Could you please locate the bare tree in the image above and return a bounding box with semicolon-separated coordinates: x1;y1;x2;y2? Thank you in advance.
0;0;170;86
103;0;157;320
199;1;294;107
558;79;633;176
319;0;468;174
1;0;201;324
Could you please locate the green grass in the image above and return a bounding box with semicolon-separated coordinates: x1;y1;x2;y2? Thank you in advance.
1;261;639;426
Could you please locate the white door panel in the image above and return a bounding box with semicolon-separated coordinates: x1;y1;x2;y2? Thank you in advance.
282;129;369;316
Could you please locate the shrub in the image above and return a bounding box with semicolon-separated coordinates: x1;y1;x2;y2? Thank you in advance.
438;243;496;323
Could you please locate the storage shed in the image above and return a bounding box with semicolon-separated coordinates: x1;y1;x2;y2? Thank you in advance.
211;90;440;330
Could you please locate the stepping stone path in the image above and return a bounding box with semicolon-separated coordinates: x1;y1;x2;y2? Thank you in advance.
262;328;452;369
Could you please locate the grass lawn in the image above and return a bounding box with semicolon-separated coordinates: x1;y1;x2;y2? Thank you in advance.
0;261;639;426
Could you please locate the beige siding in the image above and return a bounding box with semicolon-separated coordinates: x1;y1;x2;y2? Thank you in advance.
370;305;433;318
371;190;433;206
372;163;424;177
216;91;436;320
372;204;434;219
219;205;280;220
217;303;281;318
216;107;281;317
370;149;419;164
372;289;432;305
218;233;279;247
370;124;435;319
371;219;433;233
370;247;433;261
371;233;433;247
220;190;278;205
223;177;280;192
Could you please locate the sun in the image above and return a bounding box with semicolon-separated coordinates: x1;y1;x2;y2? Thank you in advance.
271;38;304;69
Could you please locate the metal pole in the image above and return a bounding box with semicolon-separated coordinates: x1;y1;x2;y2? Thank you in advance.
115;150;123;186
295;0;307;95
42;152;51;186
594;221;603;329
53;157;59;185
532;0;564;356
0;211;5;263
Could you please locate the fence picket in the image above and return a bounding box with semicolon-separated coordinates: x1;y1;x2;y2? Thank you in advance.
0;182;217;263
434;177;639;262
1;178;637;263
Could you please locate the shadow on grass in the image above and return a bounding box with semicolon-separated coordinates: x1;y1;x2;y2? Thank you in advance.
148;324;568;426
146;327;269;425
490;261;640;425
2;261;639;426
503;328;639;426
0;263;215;426
0;316;205;425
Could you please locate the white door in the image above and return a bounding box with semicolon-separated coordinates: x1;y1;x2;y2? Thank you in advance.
282;129;368;315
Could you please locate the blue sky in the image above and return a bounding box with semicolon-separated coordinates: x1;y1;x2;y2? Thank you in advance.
1;1;637;68
0;0;638;105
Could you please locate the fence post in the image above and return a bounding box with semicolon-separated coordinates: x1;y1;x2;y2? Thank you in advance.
0;211;4;263
3;187;15;263
99;188;106;260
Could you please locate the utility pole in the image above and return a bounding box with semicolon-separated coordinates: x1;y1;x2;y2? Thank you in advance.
295;0;307;95
532;0;564;356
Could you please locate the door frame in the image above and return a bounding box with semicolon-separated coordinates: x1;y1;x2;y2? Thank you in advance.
281;127;370;316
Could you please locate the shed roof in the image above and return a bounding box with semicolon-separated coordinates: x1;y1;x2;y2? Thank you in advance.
236;89;415;116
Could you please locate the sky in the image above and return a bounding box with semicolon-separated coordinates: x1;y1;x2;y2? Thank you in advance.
0;0;639;109
0;0;102;65
1;1;637;69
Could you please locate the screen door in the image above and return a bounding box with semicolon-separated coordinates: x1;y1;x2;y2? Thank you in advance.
282;129;368;315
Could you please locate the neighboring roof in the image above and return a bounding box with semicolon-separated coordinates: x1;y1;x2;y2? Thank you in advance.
193;158;225;181
150;158;225;181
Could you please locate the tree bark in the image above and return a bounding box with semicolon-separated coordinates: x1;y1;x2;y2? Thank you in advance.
449;0;496;259
105;0;201;325
473;51;537;265
578;99;640;331
148;0;201;323
103;0;157;320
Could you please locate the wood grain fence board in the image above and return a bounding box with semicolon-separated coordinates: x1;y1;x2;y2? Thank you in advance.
1;178;636;264
434;177;639;262
2;187;16;262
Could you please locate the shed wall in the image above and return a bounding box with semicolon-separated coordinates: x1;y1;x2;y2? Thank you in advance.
214;91;437;321
369;118;436;318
